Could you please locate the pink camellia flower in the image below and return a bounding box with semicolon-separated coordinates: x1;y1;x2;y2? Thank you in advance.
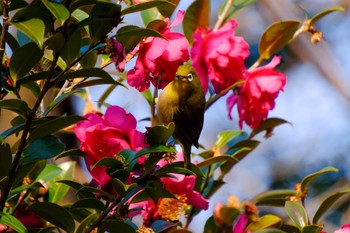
74;105;146;186
191;19;250;93
127;10;190;91
227;56;286;129
335;224;350;233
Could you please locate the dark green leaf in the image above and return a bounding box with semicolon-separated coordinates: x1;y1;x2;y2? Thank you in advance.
116;25;166;39
183;0;210;45
59;67;114;82
215;130;244;147
157;0;179;17
309;7;345;26
196;155;239;169
36;164;62;182
74;213;97;233
71;198;106;211
28;202;75;232
247;214;282;232
60;29;82;67
43;89;82;117
218;0;255;25
300;167;338;193
151;220;179;233
10;18;45;48
22;135;65;164
55;148;85;160
0;143;12;182
121;0;176;15
27;115;85;143
41;0;70;25
18;71;58;84
145;180;176;203
0;99;29;117
45;32;65;53
259;20;301;60
284;201;308;229
10;43;44;83
204;216;219;233
146;123;175;146
76;186;114;199
302;225;323;233
312;189;350;224
0;24;20;51
21;81;40;97
99;219;136;233
72;78;120;90
253;229;286;233
253;189;296;206
92;157;124;169
250;118;290;139
0;212;28;233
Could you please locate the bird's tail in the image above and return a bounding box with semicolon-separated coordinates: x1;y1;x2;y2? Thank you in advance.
183;143;192;170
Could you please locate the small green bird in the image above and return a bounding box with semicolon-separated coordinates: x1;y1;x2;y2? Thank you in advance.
157;65;205;169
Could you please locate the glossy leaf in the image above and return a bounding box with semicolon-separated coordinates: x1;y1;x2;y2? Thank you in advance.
146;123;175;146
141;7;162;27
284;201;308;229
312;189;350;224
0;99;30;117
309;7;345;26
253;189;296;206
204;216;219;233
145;180;176;203
22;135;65;164
18;71;58;84
43;89;82;117
0;143;12;183
76;186;114;200
183;0;210;45
55;148;86;160
74;213;97;233
92;157;124;169
0;212;28;233
116;25;166;39
218;0;255;24
157;0;179;17
302;225;323;233
196;155;239;169
41;0;70;25
99;219;136;233
45;32;65;53
247;214;282;232
249;118;290;139
36;164;62;183
121;0;176;15
300;167;338;193
71;78;120;90
48;161;76;203
59;67;115;82
10;18;45;48
135;145;176;158
154;163;195;177
21;81;40;97
215;130;244;147
151;220;179;233
71;198;106;211
27;115;85;143
60;29;82;67
28;202;75;232
9;42;43;84
259;20;301;60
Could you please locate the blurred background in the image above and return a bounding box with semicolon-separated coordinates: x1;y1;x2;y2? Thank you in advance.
3;0;348;232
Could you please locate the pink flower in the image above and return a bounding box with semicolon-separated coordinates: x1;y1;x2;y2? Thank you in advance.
110;39;126;72
227;56;286;129
127;10;190;91
191;20;250;93
335;224;350;233
74;105;146;186
232;214;249;233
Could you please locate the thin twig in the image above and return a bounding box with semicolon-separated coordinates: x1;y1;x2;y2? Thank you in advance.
213;0;234;31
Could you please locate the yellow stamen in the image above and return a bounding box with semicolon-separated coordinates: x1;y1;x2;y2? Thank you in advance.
158;195;188;221
137;226;155;233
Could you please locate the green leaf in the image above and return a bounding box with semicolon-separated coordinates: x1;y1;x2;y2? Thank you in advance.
259;20;301;60
141;7;162;27
48;161;76;203
92;157;124;170
215;130;244;147
43;89;82;117
284;201;308;229
22;135;65;164
74;213;97;233
10;18;45;49
28;202;75;232
204;216;219;233
116;26;166;39
145;180;176;203
196;155;239;169
249;118;290;139
76;186;114;200
59;67;115;82
0;143;12;184
247;214;282;232
121;0;176;15
309;7;345;26
28;115;85;143
312;189;350;224
60;29;82;67
0;212;28;233
41;0;70;25
0;99;30;117
151;220;179;233
183;0;210;45
99;219;136;233
45;32;65;53
135;145;176;158
302;225;323;233
300;167;338;193
218;0;255;24
36;164;63;182
146;123;175;146
219;206;240;225
71;198;106;211
72;78;121;90
21;81;41;97
55;148;85;160
9;42;43;84
157;0;179;18
253;189;296;206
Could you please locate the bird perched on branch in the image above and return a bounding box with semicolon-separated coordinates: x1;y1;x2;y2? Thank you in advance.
157;65;205;169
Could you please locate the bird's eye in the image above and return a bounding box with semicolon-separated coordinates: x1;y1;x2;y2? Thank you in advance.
187;73;193;82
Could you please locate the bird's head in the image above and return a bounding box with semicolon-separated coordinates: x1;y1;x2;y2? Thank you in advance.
172;65;203;97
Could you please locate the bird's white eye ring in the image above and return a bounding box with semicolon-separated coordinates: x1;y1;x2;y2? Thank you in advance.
187;73;193;82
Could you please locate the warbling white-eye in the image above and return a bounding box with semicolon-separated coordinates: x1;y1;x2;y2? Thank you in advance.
157;65;205;169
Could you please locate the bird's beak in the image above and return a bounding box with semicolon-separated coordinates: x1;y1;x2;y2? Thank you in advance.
175;74;181;80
